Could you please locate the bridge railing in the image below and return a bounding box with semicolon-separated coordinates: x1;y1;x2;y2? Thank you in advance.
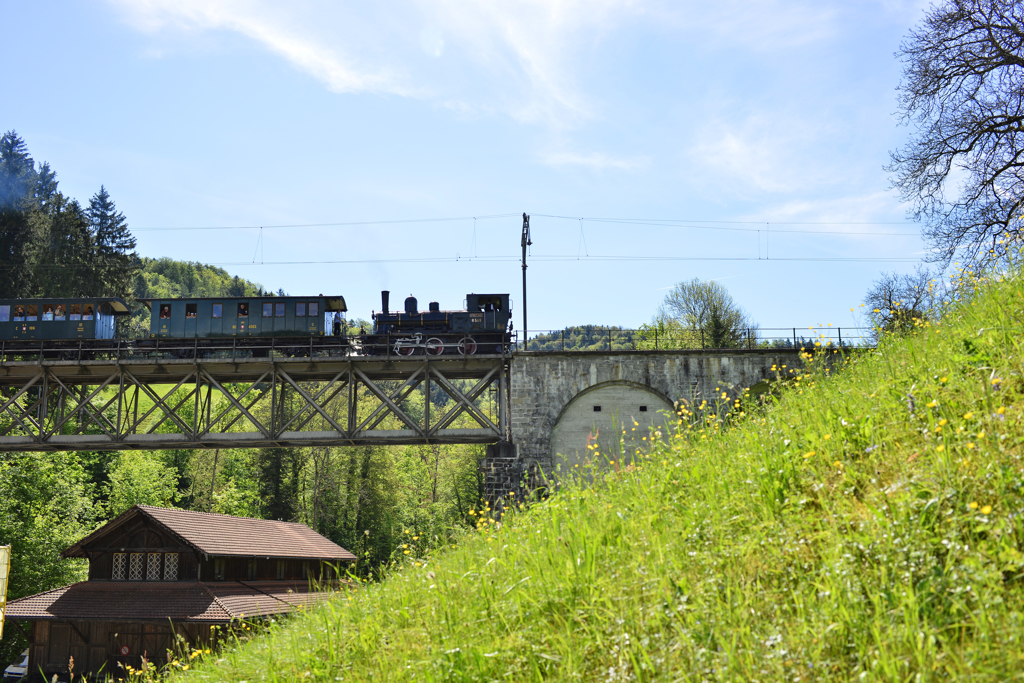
514;326;875;352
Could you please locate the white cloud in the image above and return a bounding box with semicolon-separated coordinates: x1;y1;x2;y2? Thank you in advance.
541;150;649;171
111;0;416;96
749;191;907;226
109;0;642;126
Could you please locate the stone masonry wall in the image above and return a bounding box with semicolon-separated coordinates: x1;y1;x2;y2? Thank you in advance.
507;349;808;476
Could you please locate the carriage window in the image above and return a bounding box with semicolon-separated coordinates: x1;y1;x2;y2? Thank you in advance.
308;302;318;317
159;304;171;319
262;303;273;317
26;304;37;321
296;302;306;317
12;305;25;321
0;305;8;322
69;304;81;321
41;304;54;321
82;305;94;320
54;304;65;320
185;303;197;318
275;302;285;317
238;302;249;318
212;303;223;318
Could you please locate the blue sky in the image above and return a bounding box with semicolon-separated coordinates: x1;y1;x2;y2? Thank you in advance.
3;0;932;340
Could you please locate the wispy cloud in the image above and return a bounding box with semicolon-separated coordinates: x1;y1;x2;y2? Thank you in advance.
112;0;416;96
109;0;642;126
541;150;649;171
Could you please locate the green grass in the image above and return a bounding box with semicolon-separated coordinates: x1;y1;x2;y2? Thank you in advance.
174;271;1024;682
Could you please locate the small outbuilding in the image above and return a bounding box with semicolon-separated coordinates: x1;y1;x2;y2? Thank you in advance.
5;505;356;680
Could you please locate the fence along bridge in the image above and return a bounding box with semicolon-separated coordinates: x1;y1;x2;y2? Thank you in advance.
0;340;510;451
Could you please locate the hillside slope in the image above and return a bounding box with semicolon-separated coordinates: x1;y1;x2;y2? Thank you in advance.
176;271;1024;681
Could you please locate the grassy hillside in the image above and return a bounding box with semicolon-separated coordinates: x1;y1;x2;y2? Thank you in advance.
173;270;1024;681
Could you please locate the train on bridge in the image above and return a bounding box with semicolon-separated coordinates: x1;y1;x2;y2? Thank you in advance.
0;290;513;359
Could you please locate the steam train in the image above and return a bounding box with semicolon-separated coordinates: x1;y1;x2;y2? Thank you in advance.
0;290;512;357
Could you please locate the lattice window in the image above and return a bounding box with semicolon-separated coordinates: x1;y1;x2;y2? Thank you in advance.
214;559;226;581
276;560;286;580
112;553;126;580
247;559;258;580
129;553;145;581
164;553;179;580
147;553;162;580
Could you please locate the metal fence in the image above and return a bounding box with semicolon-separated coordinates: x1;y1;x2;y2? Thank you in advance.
514;327;874;352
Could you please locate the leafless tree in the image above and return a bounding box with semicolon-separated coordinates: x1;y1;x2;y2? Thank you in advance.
889;0;1024;266
864;265;936;337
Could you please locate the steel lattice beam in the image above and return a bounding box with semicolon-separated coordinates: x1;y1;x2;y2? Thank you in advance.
0;354;510;451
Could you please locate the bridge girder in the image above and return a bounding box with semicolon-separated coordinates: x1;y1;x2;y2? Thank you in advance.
0;356;510;451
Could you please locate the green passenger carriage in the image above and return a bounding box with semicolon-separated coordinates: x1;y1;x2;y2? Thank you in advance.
0;298;131;340
141;295;347;339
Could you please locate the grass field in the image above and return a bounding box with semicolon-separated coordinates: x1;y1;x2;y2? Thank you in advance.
171;269;1024;682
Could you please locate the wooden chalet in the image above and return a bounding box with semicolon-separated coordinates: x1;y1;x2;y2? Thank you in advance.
4;505;356;680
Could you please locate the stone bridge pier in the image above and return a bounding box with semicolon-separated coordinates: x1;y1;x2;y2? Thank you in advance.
483;349;808;501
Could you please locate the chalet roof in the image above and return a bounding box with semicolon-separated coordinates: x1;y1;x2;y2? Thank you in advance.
63;505;356;562
4;580;333;623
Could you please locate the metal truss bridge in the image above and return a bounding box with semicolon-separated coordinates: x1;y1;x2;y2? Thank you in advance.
0;340;509;452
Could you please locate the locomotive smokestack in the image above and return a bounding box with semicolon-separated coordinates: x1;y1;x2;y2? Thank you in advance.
381;291;390;315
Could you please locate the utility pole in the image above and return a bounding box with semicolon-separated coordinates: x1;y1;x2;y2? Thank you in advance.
521;213;531;349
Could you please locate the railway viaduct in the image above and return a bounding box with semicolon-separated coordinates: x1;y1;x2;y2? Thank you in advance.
482;348;808;501
0;343;811;500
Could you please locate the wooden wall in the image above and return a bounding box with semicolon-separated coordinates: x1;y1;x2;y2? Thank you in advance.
29;620;214;679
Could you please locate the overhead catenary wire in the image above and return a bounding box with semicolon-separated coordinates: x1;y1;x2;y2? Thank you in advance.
130;212;920;237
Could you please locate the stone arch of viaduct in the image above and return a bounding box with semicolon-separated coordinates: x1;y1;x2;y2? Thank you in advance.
483;349;807;499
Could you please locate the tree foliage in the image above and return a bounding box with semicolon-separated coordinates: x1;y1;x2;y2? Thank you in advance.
889;0;1024;265
655;278;757;348
864;266;937;337
0;131;140;298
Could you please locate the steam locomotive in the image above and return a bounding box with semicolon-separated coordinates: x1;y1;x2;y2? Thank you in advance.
364;290;512;355
0;290;512;357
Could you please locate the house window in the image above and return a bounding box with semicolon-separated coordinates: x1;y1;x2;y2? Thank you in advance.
276;560;286;580
302;561;310;579
296;303;306;317
212;303;223;319
164;553;179;580
112;553;126;580
247;559;258;580
129;553;145;581
147;553;162;580
214;559;226;581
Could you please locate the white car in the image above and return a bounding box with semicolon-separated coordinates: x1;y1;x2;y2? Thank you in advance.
2;649;28;682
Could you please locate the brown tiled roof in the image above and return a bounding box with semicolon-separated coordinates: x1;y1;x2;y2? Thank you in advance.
5;581;339;623
64;506;356;561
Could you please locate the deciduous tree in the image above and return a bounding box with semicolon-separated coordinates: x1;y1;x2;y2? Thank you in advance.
889;0;1024;265
656;278;757;348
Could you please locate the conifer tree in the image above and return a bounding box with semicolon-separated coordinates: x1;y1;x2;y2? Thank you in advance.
87;185;139;298
0;131;38;296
